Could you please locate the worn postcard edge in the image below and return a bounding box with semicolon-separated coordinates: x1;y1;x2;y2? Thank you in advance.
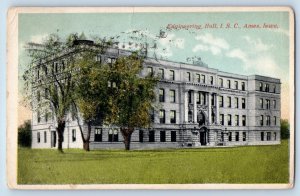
6;6;295;190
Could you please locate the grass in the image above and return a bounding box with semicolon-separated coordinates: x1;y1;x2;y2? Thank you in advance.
18;140;290;184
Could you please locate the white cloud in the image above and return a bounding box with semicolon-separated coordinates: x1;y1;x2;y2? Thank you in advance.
224;35;283;78
243;36;274;52
192;33;229;56
195;33;230;50
226;49;248;64
192;44;209;53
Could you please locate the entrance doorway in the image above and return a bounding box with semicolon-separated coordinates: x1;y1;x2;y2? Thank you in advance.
199;127;207;145
51;131;56;148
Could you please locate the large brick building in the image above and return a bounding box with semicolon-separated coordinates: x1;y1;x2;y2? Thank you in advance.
31;42;281;149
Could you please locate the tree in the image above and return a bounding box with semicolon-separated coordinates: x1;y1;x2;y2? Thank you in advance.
23;34;84;152
105;53;158;150
18;120;32;147
23;33;114;152
280;119;290;139
72;51;112;151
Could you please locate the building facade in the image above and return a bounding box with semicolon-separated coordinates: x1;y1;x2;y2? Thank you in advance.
31;42;281;149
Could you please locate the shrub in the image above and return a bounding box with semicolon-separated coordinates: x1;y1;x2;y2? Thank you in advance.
18;120;32;147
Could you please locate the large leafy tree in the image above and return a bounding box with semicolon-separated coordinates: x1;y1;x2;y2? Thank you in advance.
23;33;110;152
105;53;158;150
23;34;76;152
72;51;112;151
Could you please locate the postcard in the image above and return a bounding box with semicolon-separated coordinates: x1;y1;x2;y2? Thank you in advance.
6;7;294;189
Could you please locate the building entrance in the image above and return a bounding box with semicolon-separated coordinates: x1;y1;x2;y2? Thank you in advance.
199;127;207;145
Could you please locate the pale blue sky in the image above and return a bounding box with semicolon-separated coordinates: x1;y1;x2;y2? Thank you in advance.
19;12;290;82
18;11;291;118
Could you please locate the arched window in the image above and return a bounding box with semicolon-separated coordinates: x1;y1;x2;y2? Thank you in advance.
198;112;205;126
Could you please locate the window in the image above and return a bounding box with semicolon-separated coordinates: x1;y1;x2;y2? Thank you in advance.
45;111;49;123
94;128;102;142
260;98;263;109
235;132;239;141
171;131;176;142
44;66;48;76
260;115;264;126
211;112;215;124
55;62;59;73
211;94;215;106
273;85;276;93
160;131;166;142
37;69;40;80
227;114;232;126
201;74;205;83
274;132;277;140
210;76;214;85
200;92;206;105
234;97;239;108
196;74;200;83
62;60;65;70
159;89;165;102
188;91;192;103
242;115;246;126
266;99;270;109
170;90;176;103
265;84;270;92
219;96;224;107
95;54;101;62
37;132;40;143
235;115;239;126
227;97;231;108
274;116;277;126
149;130;155;142
243;132;246;141
188;111;193;123
266;116;271;126
242;98;246;109
261;132;264;141
227;80;231;89
44;131;47;143
45;88;49;99
187;72;191;81
159;110;165;124
37;110;41;123
72;129;76;142
241;82;245;91
170;70;175;80
267;132;271;141
170;110;176;124
158;68;164;79
108;129;118;142
107;57;116;65
273;100;276;109
150;108;155;123
220;114;224;125
37;91;41;102
219;78;223;87
147;67;153;75
139;130;143;142
259;82;263;91
234;81;238;90
228;132;232;141
196;92;200;104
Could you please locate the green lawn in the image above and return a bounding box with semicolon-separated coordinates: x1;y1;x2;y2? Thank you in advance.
18;140;290;184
